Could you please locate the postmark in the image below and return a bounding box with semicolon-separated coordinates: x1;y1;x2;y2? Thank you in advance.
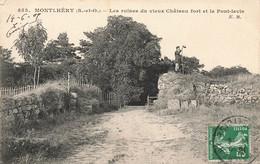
208;115;260;163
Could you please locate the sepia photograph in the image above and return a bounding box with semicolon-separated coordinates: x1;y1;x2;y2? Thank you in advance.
0;0;259;163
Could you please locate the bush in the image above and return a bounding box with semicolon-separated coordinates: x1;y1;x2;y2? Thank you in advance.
76;98;99;113
40;88;69;116
0;137;70;163
94;102;118;114
70;85;118;114
40;89;60;114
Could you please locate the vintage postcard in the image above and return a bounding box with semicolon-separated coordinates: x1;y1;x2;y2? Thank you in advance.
0;0;259;163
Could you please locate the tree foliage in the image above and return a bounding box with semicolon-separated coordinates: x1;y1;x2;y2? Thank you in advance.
181;56;205;74
14;22;47;66
0;46;13;63
44;40;60;61
80;15;162;104
78;39;92;58
0;46;16;87
206;65;250;78
14;22;48;87
44;32;77;61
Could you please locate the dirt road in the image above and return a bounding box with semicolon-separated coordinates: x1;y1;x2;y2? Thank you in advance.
57;106;205;164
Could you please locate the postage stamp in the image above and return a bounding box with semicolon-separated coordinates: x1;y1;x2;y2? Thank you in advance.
208;115;260;163
208;125;250;161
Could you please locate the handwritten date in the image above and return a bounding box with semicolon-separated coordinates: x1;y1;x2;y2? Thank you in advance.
6;12;41;38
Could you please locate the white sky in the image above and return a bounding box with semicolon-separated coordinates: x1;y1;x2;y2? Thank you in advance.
0;0;259;73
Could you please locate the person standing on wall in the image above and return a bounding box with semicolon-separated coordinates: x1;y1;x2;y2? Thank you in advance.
174;46;182;73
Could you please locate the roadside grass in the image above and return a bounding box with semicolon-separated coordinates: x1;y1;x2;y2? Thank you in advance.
152;104;260;162
1;111;107;164
225;74;260;89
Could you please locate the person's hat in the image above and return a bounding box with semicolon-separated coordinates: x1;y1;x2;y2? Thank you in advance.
176;46;180;49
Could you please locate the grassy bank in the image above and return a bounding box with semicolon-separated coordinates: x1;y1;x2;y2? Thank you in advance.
1;112;107;164
0;80;117;163
149;105;260;162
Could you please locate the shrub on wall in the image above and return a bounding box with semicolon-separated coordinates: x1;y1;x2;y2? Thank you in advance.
40;89;60;115
39;88;70;116
70;85;108;113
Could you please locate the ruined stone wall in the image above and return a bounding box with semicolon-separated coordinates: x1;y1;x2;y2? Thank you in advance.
155;72;260;110
0;92;77;129
205;83;260;105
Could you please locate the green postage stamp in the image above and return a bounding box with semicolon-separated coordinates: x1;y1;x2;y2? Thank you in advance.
208;125;250;161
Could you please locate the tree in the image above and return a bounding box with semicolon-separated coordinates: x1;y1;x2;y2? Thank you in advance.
159;56;174;73
43;40;60;61
14;22;48;88
208;65;250;78
80;15;162;104
44;32;77;61
0;46;13;63
78;39;92;58
181;56;204;74
56;32;76;59
0;46;17;87
15;62;35;86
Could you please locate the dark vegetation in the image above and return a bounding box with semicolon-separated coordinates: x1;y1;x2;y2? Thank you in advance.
201;65;250;78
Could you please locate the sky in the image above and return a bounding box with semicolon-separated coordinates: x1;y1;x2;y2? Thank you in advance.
0;0;259;73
